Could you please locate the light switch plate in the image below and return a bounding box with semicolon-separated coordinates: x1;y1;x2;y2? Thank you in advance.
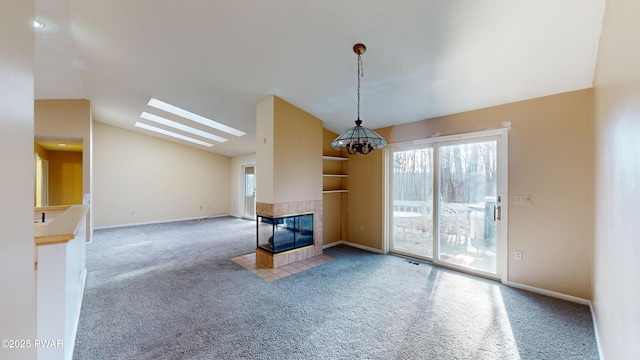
515;195;532;205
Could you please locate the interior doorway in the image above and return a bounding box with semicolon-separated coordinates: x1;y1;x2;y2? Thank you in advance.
388;129;507;279
242;165;256;220
35;154;49;207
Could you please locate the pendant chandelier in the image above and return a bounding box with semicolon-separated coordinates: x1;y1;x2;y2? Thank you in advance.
331;43;387;155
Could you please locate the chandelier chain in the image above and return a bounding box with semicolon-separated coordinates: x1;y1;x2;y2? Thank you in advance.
330;43;387;155
357;53;362;120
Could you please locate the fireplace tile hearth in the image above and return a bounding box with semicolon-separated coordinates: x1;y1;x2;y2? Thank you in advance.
231;253;334;282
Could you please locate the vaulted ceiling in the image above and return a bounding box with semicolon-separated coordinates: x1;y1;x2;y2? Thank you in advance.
34;0;606;157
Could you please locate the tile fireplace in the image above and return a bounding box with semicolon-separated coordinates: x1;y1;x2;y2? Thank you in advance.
257;213;314;254
255;200;323;268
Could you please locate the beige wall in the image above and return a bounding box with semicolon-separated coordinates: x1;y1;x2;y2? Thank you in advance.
35;143;49;159
230;153;256;218
349;89;594;299
347;150;386;250
0;0;37;356
48;150;83;205
593;0;640;358
322;128;342;158
255;96;324;258
256;97;275;203
256;96;323;205
92;121;231;228
273;96;323;203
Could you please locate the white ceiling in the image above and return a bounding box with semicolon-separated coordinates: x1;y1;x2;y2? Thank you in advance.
34;0;606;157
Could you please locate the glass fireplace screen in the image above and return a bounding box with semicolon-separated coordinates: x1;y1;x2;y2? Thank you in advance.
257;214;314;254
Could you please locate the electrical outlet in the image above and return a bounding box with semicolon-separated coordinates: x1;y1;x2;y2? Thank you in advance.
515;195;532;205
514;250;523;261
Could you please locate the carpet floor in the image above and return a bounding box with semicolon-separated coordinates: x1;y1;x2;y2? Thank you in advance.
73;216;599;359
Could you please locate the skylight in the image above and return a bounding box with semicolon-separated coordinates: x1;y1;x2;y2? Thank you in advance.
134;122;213;147
148;98;246;137
140;112;228;143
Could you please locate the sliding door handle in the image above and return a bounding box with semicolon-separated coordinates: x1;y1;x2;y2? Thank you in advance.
493;205;501;221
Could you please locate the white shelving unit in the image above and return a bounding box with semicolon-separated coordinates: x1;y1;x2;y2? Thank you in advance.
322;153;348;245
322;155;348;161
322;156;348;193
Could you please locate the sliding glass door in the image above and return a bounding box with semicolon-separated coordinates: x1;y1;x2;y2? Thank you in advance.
390;147;434;258
437;140;498;275
389;131;504;278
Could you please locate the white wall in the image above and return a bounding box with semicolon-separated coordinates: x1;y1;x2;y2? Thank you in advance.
0;1;37;358
230;153;256;218
93;121;231;228
593;0;640;358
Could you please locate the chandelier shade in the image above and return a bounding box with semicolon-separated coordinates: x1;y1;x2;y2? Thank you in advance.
331;119;387;155
331;43;387;155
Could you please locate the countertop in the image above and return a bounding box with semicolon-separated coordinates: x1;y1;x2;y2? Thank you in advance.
34;205;89;246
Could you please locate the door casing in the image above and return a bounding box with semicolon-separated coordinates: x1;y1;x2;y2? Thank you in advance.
384;128;509;282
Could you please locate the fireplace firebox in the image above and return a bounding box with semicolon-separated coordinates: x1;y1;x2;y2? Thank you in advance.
257;213;314;254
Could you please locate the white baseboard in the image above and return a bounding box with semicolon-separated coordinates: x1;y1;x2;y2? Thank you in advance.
502;280;590;305
589;301;605;360
323;240;382;254
324;244;604;357
509;282;603;357
324;244;593;306
322;241;344;249
68;268;87;360
94;214;230;230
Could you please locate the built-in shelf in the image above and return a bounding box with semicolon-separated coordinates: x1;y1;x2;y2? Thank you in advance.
322;155;348;194
323;156;348;161
322;152;348;244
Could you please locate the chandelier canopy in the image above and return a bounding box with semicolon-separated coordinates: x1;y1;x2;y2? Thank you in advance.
331;43;387;155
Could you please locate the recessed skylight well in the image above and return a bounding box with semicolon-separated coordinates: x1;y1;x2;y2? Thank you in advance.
135;122;213;147
140;112;228;143
148;98;246;137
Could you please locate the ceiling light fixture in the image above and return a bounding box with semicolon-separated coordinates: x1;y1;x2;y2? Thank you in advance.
147;98;246;137
140;112;228;143
135;122;214;147
33;20;45;29
331;43;387;155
